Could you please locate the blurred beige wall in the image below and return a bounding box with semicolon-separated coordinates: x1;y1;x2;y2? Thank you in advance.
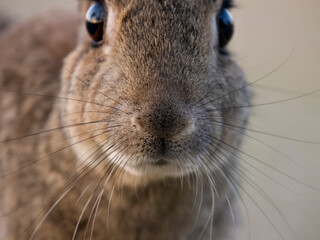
1;1;319;240
0;0;76;18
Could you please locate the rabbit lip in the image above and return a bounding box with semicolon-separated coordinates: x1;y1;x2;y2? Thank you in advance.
152;158;168;166
138;158;169;167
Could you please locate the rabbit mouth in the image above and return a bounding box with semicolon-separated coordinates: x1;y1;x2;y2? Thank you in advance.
106;147;199;178
125;160;197;178
131;158;170;168
151;158;168;166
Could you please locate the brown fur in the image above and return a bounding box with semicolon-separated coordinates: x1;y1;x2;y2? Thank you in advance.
0;1;250;239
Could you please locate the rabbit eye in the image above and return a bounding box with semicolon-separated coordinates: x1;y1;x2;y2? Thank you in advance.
218;9;234;48
86;2;106;45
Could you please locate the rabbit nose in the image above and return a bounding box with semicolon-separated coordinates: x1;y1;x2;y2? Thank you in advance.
131;104;194;138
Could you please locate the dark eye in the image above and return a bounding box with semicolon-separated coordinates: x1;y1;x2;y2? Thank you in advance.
86;2;106;44
218;9;234;48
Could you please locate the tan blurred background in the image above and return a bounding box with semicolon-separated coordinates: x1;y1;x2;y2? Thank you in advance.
1;0;319;239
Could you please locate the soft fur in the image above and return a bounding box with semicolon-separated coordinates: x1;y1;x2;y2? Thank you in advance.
0;1;250;239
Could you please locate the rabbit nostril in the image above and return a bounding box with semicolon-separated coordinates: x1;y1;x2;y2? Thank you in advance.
180;119;196;136
131;114;195;138
131;117;144;131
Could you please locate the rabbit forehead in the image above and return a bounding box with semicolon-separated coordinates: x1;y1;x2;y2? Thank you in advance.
105;0;228;5
106;0;217;7
96;0;222;94
112;0;218;62
78;0;231;13
105;0;231;9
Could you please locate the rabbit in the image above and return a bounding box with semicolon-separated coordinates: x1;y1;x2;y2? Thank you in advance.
0;0;250;239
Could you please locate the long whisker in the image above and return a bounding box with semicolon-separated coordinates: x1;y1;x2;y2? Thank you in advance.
208;88;320;112
75;136;131;205
206;117;320;144
16;137;115;239
28;186;74;240
205;138;297;235
89;188;105;240
72;195;93;240
200;44;296;108
205;120;309;170
0;129;116;178
0;88;120;111
0;133;114;219
0;119;116;143
200;131;313;193
64;67;127;112
198;140;288;240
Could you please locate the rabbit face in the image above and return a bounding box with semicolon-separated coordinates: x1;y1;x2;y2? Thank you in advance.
60;0;250;179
